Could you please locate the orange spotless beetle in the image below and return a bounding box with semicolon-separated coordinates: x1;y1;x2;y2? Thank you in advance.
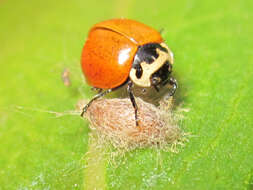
81;19;177;126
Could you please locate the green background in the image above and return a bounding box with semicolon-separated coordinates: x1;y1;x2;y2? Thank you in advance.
0;0;253;189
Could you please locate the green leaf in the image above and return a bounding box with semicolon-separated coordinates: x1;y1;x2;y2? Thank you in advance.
0;0;253;189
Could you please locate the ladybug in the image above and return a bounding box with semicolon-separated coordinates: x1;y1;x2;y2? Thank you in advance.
81;18;177;125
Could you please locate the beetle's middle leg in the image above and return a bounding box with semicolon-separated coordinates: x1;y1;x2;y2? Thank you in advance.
127;80;140;127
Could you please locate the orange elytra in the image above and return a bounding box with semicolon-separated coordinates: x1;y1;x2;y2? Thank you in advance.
81;18;177;126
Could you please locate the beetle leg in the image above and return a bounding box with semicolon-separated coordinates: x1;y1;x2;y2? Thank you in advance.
164;77;178;100
127;81;140;127
154;85;160;92
168;77;178;96
159;28;165;34
81;89;112;117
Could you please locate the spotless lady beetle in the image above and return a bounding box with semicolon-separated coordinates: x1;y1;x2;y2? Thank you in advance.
81;19;177;126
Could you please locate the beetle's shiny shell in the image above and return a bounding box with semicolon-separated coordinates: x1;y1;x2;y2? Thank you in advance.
81;19;163;89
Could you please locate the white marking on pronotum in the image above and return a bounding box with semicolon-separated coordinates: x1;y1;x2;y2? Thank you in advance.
130;43;172;87
160;42;174;64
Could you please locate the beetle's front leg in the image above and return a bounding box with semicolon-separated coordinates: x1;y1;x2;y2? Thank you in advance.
168;77;177;96
164;77;178;101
